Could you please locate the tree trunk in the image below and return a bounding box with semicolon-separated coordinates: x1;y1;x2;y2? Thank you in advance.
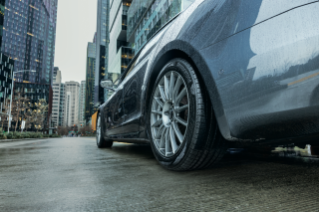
15;118;18;132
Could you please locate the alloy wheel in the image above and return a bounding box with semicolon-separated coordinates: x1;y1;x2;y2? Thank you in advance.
150;71;190;157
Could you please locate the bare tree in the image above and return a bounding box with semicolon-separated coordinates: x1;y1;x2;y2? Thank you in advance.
57;126;69;136
11;88;30;132
1;99;10;132
23;103;33;130
33;99;48;132
79;125;93;136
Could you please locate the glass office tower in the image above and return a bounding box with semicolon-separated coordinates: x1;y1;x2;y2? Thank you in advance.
0;0;5;52
108;0;132;95
2;0;58;84
0;53;14;115
45;0;58;86
94;0;109;106
1;0;58;129
85;42;96;124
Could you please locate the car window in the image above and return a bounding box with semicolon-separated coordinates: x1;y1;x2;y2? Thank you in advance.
124;60;137;79
120;58;137;82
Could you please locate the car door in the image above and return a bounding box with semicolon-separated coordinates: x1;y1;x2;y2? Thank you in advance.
110;59;138;134
104;83;125;135
112;57;148;134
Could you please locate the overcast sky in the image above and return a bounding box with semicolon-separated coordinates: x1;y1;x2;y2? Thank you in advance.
54;0;97;83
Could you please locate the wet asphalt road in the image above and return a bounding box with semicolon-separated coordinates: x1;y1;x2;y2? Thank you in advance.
1;137;319;212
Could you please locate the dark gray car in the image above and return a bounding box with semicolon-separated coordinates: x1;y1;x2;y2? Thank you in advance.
97;0;319;170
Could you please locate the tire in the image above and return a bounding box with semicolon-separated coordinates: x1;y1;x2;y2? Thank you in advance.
148;58;227;171
96;113;113;148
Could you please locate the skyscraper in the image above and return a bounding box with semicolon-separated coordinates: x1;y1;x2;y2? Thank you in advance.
0;0;14;116
2;0;58;85
78;80;86;127
59;83;64;126
64;81;79;127
1;0;58;129
94;0;109;106
45;0;58;86
0;53;14;115
0;0;6;52
53;67;61;83
108;0;133;90
85;41;96;124
52;67;63;127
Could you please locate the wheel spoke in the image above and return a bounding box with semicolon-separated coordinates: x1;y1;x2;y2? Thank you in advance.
175;88;187;105
174;105;188;113
169;126;178;154
165;129;171;156
173;76;182;99
173;122;184;143
164;75;170;100
152;119;162;127
152;110;162;115
155;139;161;149
155;124;165;139
169;72;175;101
155;97;164;108
158;85;166;101
159;128;166;150
175;116;187;126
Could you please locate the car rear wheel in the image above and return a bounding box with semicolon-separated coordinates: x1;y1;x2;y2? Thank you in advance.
148;58;227;171
96;113;113;148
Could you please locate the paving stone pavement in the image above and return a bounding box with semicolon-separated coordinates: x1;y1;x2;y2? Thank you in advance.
0;137;319;212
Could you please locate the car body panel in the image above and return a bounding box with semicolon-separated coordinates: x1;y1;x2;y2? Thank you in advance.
100;0;319;144
198;2;319;140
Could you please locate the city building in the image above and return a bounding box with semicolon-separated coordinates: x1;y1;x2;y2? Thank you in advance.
94;0;109;106
0;0;5;52
85;41;96;124
1;0;58;85
0;53;14;114
64;81;79;127
45;0;58;86
127;0;194;52
52;67;63;127
108;0;133;89
78;80;86;127
53;67;62;83
59;83;64;126
1;0;58;128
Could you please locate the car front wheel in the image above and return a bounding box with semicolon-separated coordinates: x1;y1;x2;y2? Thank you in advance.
148;58;227;171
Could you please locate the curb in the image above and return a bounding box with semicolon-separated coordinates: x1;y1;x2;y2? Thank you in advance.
0;137;61;144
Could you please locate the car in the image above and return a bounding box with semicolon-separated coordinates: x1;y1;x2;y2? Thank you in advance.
96;0;319;171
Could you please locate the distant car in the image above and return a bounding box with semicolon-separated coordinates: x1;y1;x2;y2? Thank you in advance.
96;0;319;171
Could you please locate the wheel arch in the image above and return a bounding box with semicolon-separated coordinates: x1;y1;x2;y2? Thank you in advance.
143;40;233;140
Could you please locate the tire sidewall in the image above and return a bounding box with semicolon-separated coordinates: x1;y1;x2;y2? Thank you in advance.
96;112;112;147
96;113;102;147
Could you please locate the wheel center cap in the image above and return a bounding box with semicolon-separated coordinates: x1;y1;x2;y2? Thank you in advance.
162;102;174;127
